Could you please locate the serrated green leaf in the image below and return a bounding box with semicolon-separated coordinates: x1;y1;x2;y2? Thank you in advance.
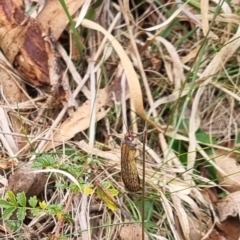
28;196;38;208
108;189;118;196
17;208;26;221
31;208;40;217
6;220;21;232
96;188;118;211
69;183;83;192
16;192;27;207
0;199;14;208
6;191;18;206
2;207;16;220
33;154;57;169
46;204;63;215
39;201;47;210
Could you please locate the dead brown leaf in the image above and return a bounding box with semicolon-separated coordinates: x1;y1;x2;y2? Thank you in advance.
214;151;240;192
0;159;18;170
44;87;112;151
37;0;85;40
205;229;226;240
217;191;240;222
0;0;70;102
216;217;240;240
0;1;57;87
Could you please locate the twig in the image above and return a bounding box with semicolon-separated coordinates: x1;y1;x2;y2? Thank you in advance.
142;129;147;240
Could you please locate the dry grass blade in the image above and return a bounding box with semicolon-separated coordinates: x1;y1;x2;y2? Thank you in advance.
81;19;164;133
201;0;209;37
188;25;240;181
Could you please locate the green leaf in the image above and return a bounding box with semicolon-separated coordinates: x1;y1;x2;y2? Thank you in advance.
0;199;14;208
28;196;38;208
63;213;74;223
170;138;187;165
102;181;111;189
16;192;27;207
6;191;18;206
46;204;63;215
39;201;47;210
196;131;217;155
108;189;118;197
6;220;21;232
33;154;58;169
17;208;26;221
2;207;16;220
69;182;83;193
144;200;154;221
96;188;118;211
31;208;40;217
135;199;154;221
196;131;217;144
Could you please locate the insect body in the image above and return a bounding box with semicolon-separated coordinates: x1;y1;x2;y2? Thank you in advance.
121;133;140;192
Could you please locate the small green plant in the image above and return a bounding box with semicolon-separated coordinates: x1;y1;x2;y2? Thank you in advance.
0;152;122;238
32;153;87;178
0;191;66;222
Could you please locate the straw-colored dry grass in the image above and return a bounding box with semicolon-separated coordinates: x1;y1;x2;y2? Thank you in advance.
0;0;240;239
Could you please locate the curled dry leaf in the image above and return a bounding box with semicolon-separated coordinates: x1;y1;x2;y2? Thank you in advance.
217;191;240;222
0;0;62;89
214;150;240;192
119;222;149;240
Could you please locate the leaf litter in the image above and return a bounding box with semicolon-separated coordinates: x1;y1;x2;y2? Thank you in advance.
0;0;240;239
